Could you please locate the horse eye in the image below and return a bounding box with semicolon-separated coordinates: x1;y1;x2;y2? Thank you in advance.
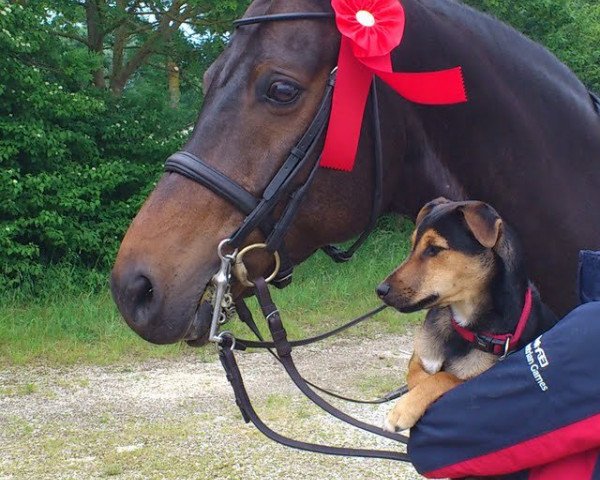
423;245;444;257
266;81;300;104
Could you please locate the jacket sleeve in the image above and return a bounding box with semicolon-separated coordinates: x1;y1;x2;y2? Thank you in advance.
408;301;600;479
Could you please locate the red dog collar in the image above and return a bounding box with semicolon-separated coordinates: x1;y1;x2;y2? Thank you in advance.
451;287;533;358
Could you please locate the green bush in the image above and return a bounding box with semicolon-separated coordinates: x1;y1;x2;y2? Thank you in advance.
0;3;193;292
464;0;600;92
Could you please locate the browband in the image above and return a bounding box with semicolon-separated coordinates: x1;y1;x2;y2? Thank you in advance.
233;12;334;28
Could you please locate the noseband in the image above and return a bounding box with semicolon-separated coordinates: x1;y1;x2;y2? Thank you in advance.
164;11;384;288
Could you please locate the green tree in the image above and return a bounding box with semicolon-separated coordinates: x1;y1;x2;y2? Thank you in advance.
464;0;600;92
46;0;248;95
0;0;240;291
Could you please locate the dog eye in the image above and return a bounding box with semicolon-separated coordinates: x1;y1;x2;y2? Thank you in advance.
423;245;445;257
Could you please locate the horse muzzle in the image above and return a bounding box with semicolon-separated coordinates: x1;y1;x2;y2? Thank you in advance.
110;262;214;345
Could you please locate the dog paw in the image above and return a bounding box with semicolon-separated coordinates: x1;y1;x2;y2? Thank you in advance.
383;416;402;433
383;397;422;432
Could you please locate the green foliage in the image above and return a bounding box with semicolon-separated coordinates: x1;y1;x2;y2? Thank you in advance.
0;2;197;291
464;0;600;92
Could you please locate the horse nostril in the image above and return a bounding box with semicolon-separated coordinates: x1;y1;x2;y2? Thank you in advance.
376;283;390;298
130;275;154;320
111;269;158;328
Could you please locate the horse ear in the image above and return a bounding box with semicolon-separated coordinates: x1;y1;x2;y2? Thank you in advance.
461;202;503;249
415;197;451;225
202;62;217;94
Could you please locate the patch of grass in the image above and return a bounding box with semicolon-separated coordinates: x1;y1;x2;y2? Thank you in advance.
21;382;38;395
42;437;66;457
56;377;90;389
0;382;38;397
2;415;34;437
355;373;405;397
260;393;319;422
101;463;124;477
0;387;15;396
0;216;420;366
1;407;418;479
0;288;212;366
99;414;112;425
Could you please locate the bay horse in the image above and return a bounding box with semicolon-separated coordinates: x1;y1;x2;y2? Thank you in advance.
111;0;600;346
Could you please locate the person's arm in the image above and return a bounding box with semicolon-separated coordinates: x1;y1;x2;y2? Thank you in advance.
409;301;600;479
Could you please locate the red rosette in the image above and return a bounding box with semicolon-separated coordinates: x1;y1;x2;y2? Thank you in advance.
321;0;468;171
331;0;405;58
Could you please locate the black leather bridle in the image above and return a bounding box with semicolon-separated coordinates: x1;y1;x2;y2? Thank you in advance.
165;11;410;464
164;11;384;289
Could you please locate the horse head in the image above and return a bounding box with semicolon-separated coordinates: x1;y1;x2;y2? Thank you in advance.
111;0;403;345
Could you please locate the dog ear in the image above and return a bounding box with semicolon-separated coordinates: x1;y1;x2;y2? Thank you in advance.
415;197;451;225
461;202;503;248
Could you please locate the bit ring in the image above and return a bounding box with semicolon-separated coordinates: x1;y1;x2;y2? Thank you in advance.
233;243;281;287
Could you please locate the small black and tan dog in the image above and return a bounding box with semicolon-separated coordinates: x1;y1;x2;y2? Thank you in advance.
378;198;558;432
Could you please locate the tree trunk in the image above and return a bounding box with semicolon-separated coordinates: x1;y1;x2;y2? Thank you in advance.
85;0;106;89
167;60;180;109
109;0;186;95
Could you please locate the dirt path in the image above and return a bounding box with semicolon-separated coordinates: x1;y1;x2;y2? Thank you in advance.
0;333;423;479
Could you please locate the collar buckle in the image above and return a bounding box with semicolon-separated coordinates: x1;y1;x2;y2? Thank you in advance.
500;337;511;360
474;334;508;354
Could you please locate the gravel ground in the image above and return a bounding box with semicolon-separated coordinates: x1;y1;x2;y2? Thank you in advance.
0;333;424;480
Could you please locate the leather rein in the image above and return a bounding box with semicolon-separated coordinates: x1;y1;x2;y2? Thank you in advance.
165;12;411;462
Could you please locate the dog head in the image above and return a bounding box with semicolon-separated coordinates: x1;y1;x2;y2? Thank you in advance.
377;198;506;313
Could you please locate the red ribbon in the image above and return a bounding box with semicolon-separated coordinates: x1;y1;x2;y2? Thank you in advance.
320;0;468;171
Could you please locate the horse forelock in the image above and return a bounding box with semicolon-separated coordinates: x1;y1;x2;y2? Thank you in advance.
204;0;334;94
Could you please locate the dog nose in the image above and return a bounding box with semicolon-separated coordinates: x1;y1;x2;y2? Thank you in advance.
376;283;390;298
